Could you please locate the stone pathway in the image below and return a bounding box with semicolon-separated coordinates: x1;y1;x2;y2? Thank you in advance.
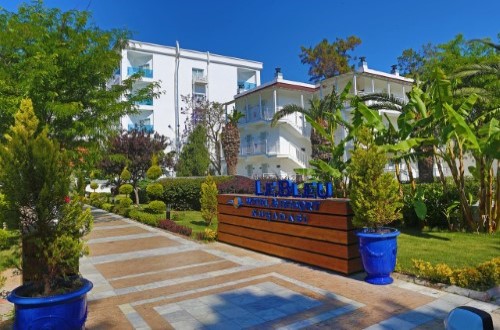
2;207;498;329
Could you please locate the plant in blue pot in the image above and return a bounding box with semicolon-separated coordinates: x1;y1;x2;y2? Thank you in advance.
348;127;403;285
0;99;94;329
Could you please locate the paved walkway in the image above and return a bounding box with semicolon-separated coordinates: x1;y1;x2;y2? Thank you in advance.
56;208;500;328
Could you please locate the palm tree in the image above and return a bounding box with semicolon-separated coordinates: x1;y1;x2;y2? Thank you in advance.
270;82;351;163
221;109;244;175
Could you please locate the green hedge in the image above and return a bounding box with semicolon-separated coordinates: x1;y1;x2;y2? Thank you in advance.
128;209;162;227
158;176;235;211
402;176;480;229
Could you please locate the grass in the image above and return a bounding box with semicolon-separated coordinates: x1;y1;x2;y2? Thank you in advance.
397;228;499;273
131;208;216;237
172;211;217;235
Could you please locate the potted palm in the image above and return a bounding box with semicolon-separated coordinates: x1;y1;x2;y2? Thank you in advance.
348;127;403;285
0;100;94;329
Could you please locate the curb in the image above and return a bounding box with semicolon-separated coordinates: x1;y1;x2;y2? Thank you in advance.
393;272;500;304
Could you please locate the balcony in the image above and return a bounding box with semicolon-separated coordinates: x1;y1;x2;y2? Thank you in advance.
193;74;208;84
127;66;153;78
237;81;256;92
135;99;153;106
244;106;274;123
240;140;309;168
128;124;154;134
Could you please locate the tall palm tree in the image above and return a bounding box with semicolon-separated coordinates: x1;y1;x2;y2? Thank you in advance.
221;109;244;175
270;82;351;163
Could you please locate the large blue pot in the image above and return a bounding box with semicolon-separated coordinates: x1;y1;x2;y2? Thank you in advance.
356;228;400;285
7;278;93;330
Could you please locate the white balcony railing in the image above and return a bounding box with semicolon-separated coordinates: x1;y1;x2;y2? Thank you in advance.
192;75;208;84
240;139;309;168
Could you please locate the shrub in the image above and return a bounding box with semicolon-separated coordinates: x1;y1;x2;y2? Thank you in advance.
119;184;133;195
101;203;114;212
195;228;218;241
201;175;218;226
147;165;162;180
216;175;254;194
412;257;500;291
158;219;192;237
0;229;18;250
146;183;164;200
402;176;480;229
89;192;107;208
145;200;167;214
119;197;133;208
90;182;98;191
128;209;161;227
158;176;233;211
120;167;131;181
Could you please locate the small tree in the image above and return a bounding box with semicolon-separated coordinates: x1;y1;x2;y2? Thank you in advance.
348;127;403;229
146;155;166;213
0;99;93;294
100;131;169;204
90;182;98;192
221;110;244;175
177;125;210;176
200;175;218;226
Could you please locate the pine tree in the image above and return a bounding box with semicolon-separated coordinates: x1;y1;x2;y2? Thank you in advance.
348;128;402;229
200;175;218;226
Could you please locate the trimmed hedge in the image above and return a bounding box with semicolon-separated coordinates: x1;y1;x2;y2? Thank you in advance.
158;219;192;236
145;200;167;214
158;176;248;211
128;209;161;227
401;177;480;229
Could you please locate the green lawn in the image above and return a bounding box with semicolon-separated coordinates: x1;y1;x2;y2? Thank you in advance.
173;211;217;235
397;228;499;273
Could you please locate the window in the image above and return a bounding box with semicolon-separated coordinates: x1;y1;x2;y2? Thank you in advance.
194;84;206;95
246;165;253;177
192;68;204;79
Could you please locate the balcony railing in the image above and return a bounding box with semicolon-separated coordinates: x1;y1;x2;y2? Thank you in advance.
237;81;256;91
135;99;153;106
127;66;153;78
193;75;208;84
128;124;154;134
240;139;309;167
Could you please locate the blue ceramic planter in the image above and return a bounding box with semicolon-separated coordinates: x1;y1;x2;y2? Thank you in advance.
356;228;400;285
7;278;93;330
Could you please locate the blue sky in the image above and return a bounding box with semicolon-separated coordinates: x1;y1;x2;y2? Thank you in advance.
2;0;499;82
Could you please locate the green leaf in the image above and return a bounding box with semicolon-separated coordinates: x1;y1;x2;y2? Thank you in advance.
443;100;480;151
356;103;386;131
413;200;427;221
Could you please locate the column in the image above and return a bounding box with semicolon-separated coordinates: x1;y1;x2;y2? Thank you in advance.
353;75;357;95
371;78;375;93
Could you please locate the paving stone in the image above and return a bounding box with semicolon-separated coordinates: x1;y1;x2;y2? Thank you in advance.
81;208;498;330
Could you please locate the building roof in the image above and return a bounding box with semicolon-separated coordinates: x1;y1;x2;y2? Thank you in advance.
234;77;316;99
127;40;263;70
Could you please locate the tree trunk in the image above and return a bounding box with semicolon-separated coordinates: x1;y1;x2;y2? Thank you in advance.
395;162;403;196
445;146;475;230
134;187;140;205
22;238;45;284
495;162;500;232
404;159;416;193
434;148;447;188
417;146;434;183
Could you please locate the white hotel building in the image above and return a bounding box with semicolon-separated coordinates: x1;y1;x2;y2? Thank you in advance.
232;59;415;179
117;41;420;179
117;40;262;154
